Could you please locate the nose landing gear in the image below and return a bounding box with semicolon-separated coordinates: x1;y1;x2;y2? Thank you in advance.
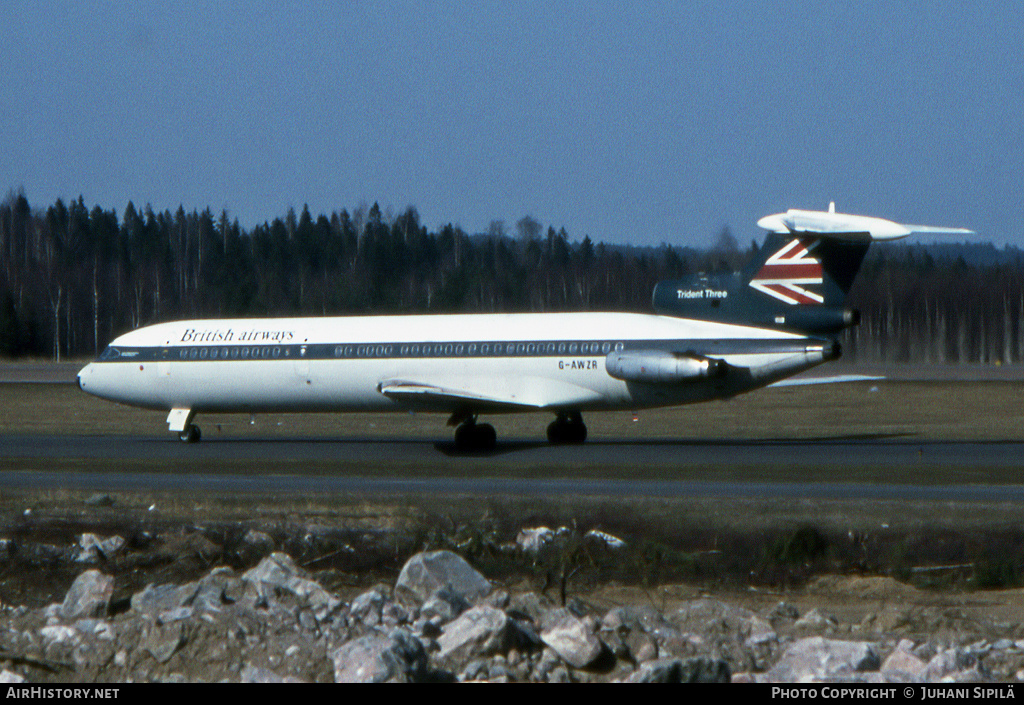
178;424;201;444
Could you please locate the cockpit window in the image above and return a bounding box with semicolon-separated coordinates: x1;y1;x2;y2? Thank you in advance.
98;346;120;361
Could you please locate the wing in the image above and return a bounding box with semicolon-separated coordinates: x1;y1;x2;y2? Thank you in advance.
378;380;538;413
378;376;605;413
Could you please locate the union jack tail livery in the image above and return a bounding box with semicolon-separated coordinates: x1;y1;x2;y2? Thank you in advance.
748;237;825;305
653;204;971;336
743;231;869;313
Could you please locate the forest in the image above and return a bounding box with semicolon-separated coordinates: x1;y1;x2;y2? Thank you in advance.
1;189;1021;365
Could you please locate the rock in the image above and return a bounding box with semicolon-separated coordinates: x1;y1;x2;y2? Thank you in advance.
243;529;274;549
623;657;731;683
767;637;881;682
142;621;186;664
516;527;555;554
242;553;340;619
604;604;690;657
349;587;388;627
395;551;492;605
0;670;25;683
75;534;126;563
625;629;659;663
40;625;78;644
508;592;552;624
767;601;800;625
437;605;516;663
540;608;605;669
240;665;305;683
745;615;777;647
331;628;428;683
158;606;193;623
670;598;757;633
131;582;200;616
237;529;275;563
925;647;981;681
881;641;927;681
191;567;243;612
584;529;626;550
59;570;114;621
421;586;470;625
83;493;114;507
794;607;839;632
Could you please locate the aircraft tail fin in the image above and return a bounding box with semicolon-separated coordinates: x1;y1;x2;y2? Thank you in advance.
653;206;972;335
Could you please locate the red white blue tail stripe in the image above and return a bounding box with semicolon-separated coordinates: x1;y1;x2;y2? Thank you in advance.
748;238;824;305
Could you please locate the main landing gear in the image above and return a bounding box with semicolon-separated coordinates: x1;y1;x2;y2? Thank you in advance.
449;410;589;450
451;414;497;452
178;423;201;444
547;411;587;445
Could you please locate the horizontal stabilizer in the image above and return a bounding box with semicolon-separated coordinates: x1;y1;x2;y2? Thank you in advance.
769;374;884;388
758;208;973;242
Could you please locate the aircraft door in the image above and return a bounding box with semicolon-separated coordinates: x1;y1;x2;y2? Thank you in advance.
296;345;311;384
157;348;171;380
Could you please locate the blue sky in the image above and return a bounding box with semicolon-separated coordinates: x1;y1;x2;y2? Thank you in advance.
1;2;1019;247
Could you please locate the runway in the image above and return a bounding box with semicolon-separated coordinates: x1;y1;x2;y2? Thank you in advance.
5;432;1024;465
4;433;1024;502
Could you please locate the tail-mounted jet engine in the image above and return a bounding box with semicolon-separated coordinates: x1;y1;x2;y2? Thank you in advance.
605;350;727;384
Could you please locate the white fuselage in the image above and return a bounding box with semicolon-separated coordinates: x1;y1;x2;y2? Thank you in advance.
77;312;834;422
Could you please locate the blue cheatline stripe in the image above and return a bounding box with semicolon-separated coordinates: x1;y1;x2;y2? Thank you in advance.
93;337;816;364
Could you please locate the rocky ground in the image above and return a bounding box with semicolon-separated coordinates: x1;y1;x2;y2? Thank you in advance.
3;512;1024;683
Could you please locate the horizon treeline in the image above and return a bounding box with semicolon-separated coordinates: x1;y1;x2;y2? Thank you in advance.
1;190;1022;365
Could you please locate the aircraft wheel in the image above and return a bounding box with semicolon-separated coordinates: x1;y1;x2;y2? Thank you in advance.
547;413;586;445
454;422;496;452
178;424;201;444
475;423;496;450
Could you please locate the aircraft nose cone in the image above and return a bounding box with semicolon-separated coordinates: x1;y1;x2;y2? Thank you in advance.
77;363;91;391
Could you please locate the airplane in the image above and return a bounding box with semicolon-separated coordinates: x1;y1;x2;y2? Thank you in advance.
76;205;971;451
